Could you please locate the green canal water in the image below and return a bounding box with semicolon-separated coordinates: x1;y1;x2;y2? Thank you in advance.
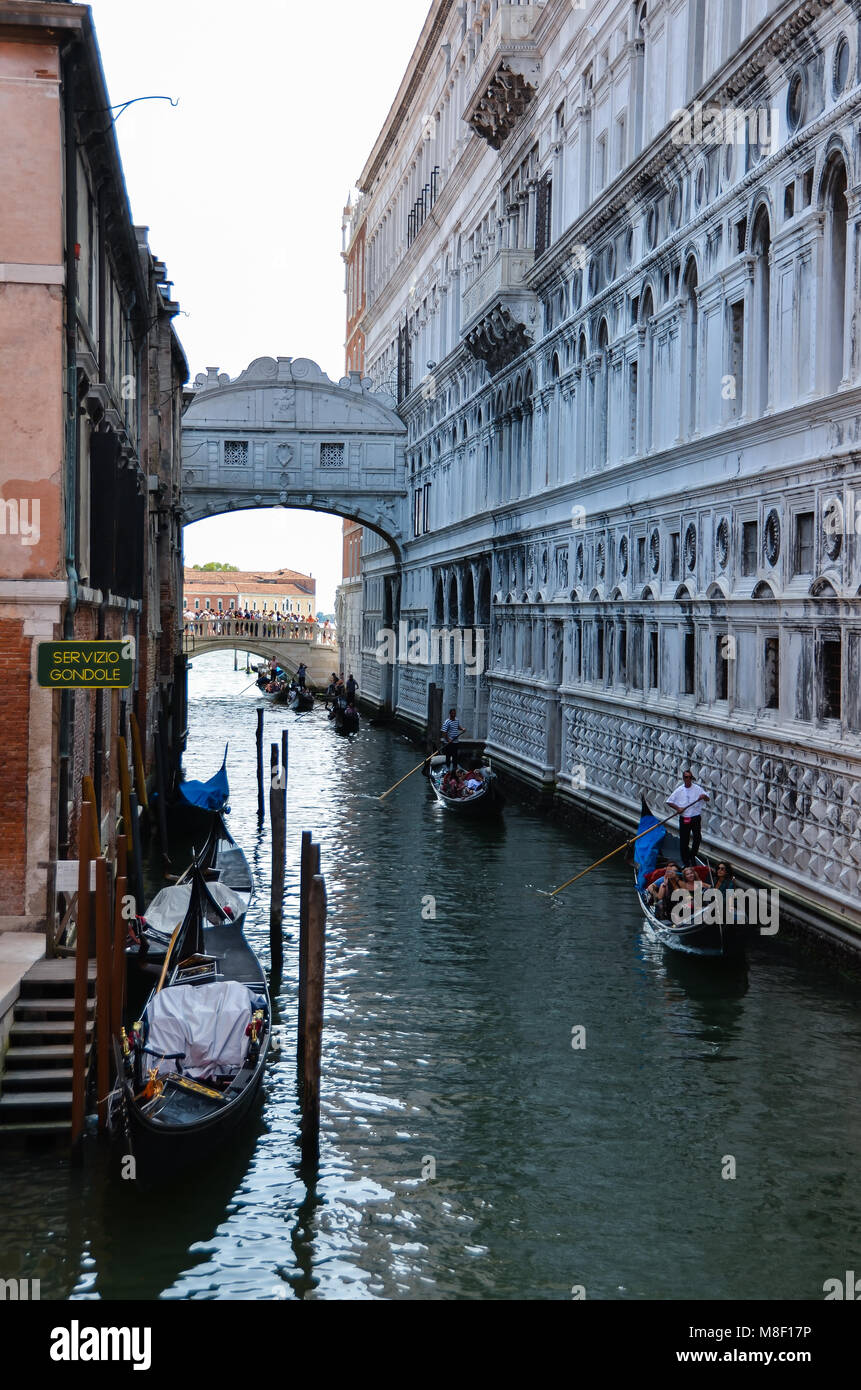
2;649;861;1300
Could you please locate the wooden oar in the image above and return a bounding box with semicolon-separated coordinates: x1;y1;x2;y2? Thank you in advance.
155;920;184;993
537;798;707;899
378;749;439;801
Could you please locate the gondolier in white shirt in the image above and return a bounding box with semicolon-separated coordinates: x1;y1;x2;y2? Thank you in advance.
667;769;710;867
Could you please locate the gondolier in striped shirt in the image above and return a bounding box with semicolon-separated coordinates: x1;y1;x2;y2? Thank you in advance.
667;769;710;867
441;709;466;770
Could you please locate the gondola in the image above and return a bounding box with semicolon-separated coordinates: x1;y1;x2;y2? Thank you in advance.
287;685;314;713
127;814;253;1008
634;797;745;959
114;856;269;1181
428;749;503;816
330;698;359;733
167;745;230;839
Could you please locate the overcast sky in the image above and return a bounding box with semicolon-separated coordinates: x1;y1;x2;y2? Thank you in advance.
90;0;430;610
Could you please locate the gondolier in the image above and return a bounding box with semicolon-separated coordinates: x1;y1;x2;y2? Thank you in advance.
441;708;466;770
667;769;710;866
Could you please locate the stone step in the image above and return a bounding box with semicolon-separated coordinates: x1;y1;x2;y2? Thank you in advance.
2;1068;75;1087
23;959;96;982
0;1092;73;1109
10;1020;93;1037
0;1119;71;1135
3;1045;76;1064
15;998;85;1016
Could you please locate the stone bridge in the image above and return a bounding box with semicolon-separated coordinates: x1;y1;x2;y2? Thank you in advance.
183;617;338;685
181;357;408;555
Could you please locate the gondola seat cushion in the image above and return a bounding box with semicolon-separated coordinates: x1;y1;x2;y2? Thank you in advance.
644;865;711;887
144;980;253;1080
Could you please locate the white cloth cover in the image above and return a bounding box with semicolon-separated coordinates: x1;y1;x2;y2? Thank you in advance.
143;880;246;935
145;980;252;1080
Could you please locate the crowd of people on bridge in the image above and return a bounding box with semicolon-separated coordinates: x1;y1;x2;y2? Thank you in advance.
183;608;335;643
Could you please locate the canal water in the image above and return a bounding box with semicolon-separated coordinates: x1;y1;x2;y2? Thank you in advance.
2;648;861;1300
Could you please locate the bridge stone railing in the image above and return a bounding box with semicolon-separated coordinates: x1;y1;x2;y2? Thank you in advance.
183;616;337;653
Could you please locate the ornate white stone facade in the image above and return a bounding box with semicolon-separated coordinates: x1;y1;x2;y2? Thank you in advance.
346;0;861;942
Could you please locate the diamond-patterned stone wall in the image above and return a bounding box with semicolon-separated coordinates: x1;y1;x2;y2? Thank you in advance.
563;700;860;900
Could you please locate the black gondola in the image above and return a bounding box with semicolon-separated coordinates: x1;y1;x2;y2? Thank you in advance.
166;745;230;840
428;750;504;816
127;815;253;1008
287;685;314;713
330;697;359;733
634;797;745;959
115;858;269;1181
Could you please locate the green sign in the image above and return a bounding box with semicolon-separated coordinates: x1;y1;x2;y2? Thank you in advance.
38;639;135;689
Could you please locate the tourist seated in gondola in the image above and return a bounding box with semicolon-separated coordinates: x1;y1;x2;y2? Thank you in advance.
441;769;460;797
463;770;484;795
648;863;682;918
714;861;736;895
646;862;677;902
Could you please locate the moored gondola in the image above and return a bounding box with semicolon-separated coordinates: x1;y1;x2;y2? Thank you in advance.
634;798;745;959
127;814;253;1008
166;745;230;839
114;859;269;1181
428;749;503;816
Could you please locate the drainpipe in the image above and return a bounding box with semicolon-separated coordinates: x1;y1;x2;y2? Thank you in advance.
58;43;80;857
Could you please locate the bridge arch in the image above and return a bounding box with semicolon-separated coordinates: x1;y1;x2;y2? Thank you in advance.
181;357;408;558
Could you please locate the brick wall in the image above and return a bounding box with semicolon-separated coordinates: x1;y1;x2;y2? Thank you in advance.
0;618;30;913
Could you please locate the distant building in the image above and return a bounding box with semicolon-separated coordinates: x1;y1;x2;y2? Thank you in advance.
183;568;315;617
0;1;187;935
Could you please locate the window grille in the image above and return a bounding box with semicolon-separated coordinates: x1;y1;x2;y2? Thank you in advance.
224;440;248;467
320;443;345;468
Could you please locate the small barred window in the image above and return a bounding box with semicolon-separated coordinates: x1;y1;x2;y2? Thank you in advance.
320;443;345;468
223;440;248;467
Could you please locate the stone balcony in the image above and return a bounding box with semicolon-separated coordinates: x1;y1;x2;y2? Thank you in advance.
462;3;544;150
461;247;538;375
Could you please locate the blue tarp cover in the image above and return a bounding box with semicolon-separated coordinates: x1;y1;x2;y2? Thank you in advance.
177;747;229;811
634;811;667;891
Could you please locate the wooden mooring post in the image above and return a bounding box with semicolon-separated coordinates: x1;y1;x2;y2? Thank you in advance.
71;800;94;1154
256;707;265;821
94;856;111;1133
269;742;286;974
425;683;443;775
296;830;319;1068
301;871;327;1168
111;837;127;1045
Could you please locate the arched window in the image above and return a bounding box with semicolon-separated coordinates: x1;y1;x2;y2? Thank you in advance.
640;286;655;451
751;207;771;415
597;318;610;466
522;372;534;493
632;3;647;154
682;258;699;436
823;155;848;393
